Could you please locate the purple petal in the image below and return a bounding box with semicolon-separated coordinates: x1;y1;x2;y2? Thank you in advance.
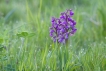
65;33;69;39
51;17;55;22
58;37;65;43
50;29;54;33
70;28;77;34
69;10;74;16
73;21;76;25
50;33;53;37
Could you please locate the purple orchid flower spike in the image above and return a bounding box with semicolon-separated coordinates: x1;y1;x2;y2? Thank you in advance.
50;9;77;44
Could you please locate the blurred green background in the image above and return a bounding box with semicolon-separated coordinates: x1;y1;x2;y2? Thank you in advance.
0;0;106;71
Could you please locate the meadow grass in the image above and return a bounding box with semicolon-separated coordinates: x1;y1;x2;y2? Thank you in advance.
0;0;106;71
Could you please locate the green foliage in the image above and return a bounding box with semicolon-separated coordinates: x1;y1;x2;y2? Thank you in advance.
4;9;16;23
0;0;106;71
4;64;15;71
0;38;3;44
0;1;25;23
97;2;106;37
17;32;29;38
17;32;35;38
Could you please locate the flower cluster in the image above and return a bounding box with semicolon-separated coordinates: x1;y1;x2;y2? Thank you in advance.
50;9;77;43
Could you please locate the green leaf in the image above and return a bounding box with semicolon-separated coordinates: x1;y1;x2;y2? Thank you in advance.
17;32;29;38
17;32;35;38
28;33;36;37
0;38;3;44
